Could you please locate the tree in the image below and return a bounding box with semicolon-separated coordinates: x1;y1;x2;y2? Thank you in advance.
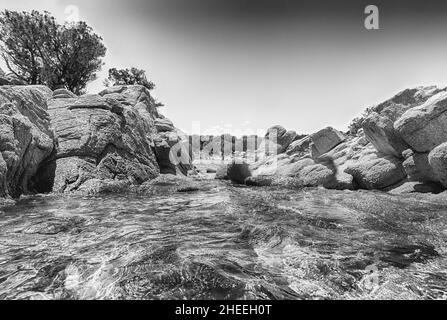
106;67;155;90
0;10;106;94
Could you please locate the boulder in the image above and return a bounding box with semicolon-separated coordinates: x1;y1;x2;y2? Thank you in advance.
154;132;193;175
362;112;409;158
394;91;447;152
248;153;343;189
310;127;345;159
285;136;310;156
264;125;298;154
154;117;175;132
227;162;251;184
215;162;251;184
402;150;437;183
0;86;54;198
428;143;447;187
344;151;406;190
46;86;163;193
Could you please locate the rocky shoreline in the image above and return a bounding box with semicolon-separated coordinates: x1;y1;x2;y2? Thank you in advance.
215;86;447;197
2;84;447;203
0;84;193;202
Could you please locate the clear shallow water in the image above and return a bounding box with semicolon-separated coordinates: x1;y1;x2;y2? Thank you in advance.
1;181;447;300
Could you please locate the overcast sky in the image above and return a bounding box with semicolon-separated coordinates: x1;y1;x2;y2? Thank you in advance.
1;0;447;136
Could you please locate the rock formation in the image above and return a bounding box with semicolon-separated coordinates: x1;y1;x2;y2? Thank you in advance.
242;85;447;194
0;86;54;198
0;85;193;198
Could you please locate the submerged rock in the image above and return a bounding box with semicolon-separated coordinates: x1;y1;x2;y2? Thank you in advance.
0;86;54;198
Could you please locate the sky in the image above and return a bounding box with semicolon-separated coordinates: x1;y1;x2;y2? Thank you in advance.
1;0;447;136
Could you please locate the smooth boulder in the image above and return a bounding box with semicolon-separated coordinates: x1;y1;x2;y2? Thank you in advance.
310;127;345;159
395;91;447;152
428;143;447;187
344;152;406;190
216;162;251;184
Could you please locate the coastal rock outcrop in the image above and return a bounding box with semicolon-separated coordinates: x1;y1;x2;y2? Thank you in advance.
45;85;164;193
362;86;442;157
0;86;54;198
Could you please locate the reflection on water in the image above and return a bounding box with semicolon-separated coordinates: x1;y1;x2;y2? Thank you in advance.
1;182;447;300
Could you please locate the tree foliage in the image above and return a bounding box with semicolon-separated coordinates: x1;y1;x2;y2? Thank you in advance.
0;10;106;94
106;67;155;90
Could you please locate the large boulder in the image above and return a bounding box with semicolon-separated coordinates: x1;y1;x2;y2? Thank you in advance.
0;86;54;198
361;86;444;157
263;125;298;154
394;91;447;152
402;149;437;183
344;151;406;190
310;127;345;159
428;143;447;187
249;153;345;189
285;136;310;156
215;162;251;184
362;112;409;158
46;85;162;193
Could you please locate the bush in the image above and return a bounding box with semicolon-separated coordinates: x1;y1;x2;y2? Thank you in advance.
106;67;155;90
